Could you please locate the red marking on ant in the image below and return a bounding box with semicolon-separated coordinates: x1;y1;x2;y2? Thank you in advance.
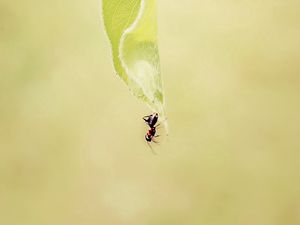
145;126;160;142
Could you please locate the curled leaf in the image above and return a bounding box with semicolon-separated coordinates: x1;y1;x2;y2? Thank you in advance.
102;0;167;128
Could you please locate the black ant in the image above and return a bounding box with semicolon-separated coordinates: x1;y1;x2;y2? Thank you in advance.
143;113;160;152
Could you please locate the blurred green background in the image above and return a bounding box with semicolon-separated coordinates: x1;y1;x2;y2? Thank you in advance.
1;0;300;225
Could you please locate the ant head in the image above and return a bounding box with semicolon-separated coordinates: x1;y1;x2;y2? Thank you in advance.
145;134;152;142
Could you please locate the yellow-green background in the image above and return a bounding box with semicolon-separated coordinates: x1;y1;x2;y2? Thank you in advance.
1;0;299;225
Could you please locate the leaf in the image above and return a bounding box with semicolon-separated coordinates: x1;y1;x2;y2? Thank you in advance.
102;0;167;128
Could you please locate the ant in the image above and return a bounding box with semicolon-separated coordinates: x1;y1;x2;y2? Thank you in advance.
143;113;160;145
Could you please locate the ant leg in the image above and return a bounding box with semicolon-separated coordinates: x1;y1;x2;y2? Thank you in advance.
152;139;160;144
154;135;160;137
154;124;162;131
143;115;151;123
143;113;153;119
147;142;157;155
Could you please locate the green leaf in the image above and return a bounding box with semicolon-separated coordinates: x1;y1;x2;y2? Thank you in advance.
102;0;167;127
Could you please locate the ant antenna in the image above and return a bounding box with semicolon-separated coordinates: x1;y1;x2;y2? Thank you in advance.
147;142;157;155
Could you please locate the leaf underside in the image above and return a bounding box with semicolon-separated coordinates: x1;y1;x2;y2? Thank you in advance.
102;0;167;125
